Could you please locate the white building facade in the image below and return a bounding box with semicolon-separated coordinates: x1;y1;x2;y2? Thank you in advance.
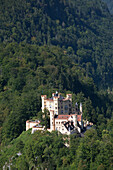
41;92;72;115
26;92;86;135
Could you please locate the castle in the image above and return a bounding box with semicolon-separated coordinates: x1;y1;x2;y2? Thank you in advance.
26;91;89;135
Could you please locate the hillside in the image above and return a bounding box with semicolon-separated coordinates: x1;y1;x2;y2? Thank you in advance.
0;44;96;143
1;0;113;168
1;0;113;90
0;0;113;143
1;44;113;145
1;127;113;169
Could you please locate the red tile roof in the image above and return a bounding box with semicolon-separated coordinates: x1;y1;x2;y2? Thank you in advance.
55;114;82;121
46;99;53;101
62;98;70;101
41;95;47;97
56;115;71;120
77;115;82;122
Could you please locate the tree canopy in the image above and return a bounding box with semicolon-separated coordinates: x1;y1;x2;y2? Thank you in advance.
1;0;113;169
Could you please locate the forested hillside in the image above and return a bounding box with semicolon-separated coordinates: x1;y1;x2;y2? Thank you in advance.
1;129;113;169
0;0;113;142
102;0;113;13
1;44;112;144
1;0;113;89
1;0;113;169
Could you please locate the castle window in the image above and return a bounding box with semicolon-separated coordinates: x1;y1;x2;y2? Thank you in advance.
55;107;57;109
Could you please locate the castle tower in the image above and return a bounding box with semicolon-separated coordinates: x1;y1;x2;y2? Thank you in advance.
66;94;72;102
73;114;77;127
53;95;59;115
80;103;82;113
41;95;47;112
50;110;55;131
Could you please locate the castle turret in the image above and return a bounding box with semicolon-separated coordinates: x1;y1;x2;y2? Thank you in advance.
73;114;77;127
52;91;58;97
80;103;82;113
66;94;72;101
41;95;47;112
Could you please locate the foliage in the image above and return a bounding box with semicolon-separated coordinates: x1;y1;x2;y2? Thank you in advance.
1;0;113;169
0;44;113;144
1;127;113;170
1;0;113;90
37;109;50;129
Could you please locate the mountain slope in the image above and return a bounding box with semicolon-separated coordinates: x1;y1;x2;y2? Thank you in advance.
1;44;113;145
1;0;113;89
1;2;113;164
1;125;113;170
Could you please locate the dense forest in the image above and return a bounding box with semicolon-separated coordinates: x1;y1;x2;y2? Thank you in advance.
1;44;111;144
1;0;113;169
1;127;113;169
1;0;113;90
